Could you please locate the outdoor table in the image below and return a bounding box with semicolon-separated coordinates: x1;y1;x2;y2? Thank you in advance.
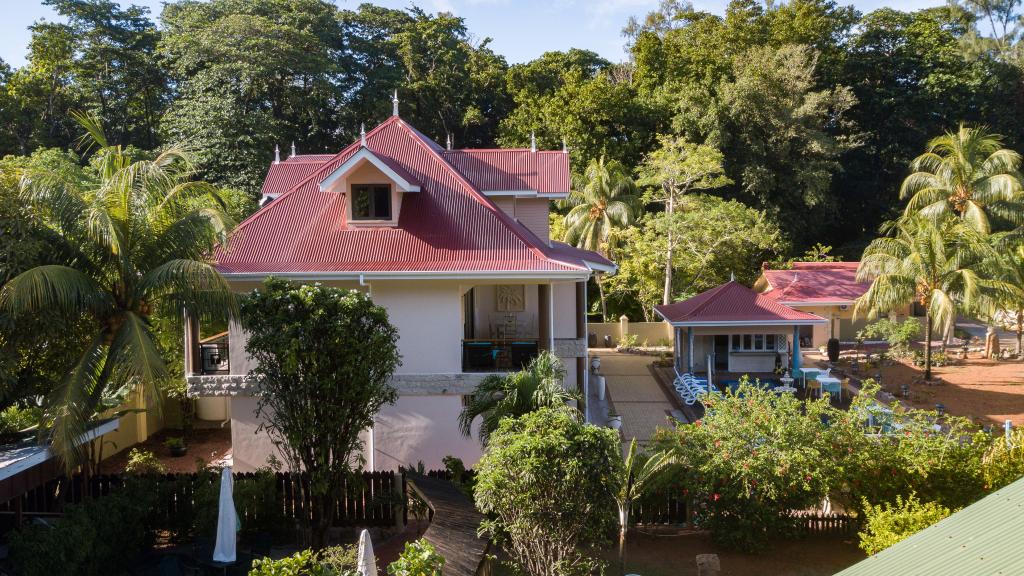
817;376;842;399
772;385;797;394
798;367;821;387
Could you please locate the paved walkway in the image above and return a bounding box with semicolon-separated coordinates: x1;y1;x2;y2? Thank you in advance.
595;351;683;446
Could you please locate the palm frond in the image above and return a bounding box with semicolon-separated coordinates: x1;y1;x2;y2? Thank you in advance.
0;265;111;319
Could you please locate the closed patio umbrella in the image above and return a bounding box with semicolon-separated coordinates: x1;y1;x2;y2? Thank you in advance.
357;529;377;576
213;467;237;563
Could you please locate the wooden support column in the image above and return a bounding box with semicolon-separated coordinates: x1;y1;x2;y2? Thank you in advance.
576;281;587;395
182;309;200;375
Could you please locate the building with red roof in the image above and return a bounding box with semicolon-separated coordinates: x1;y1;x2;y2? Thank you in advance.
655;281;826;375
184;108;613;472
754;262;913;347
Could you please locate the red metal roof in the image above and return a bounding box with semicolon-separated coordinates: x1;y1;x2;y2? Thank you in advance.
440;149;569;194
216;117;588;275
761;262;870;304
654;281;826;325
261;156;332;197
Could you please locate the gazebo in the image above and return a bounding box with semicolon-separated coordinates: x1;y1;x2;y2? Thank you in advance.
654;281;827;378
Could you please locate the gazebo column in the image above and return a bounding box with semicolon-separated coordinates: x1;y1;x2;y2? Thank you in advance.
674;327;682;372
792;325;801;374
687;327;694;374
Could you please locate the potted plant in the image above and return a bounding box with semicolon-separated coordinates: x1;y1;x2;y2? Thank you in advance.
165;436;188;457
607;412;622;430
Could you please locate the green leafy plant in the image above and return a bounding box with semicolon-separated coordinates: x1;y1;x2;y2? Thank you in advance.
0;404;41;435
475;408;620;575
617;333;640;350
859;318;922;359
164;436;185;450
250;549;322;576
983;427;1024;491
858;494;950;555
124;448;166;475
387;539;444;576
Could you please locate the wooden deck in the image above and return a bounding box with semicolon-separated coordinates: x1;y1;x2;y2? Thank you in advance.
407;475;489;576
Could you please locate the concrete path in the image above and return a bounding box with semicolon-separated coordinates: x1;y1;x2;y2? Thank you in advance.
594;351;682;446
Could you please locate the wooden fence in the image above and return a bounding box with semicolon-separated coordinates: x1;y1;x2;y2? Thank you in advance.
0;470;398;528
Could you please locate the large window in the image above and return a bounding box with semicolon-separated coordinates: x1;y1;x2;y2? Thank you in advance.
730;333;780;352
352;184;391;220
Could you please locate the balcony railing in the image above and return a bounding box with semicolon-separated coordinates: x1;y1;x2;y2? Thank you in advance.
462;339;540;372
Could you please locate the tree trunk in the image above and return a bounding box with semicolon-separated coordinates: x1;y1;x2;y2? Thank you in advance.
924;313;933;381
313;491;336;549
597;275;608;322
1016;310;1023;357
618;505;629;575
662;193;675;306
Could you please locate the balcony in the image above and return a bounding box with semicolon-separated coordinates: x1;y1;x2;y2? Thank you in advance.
198;332;230;375
462;339;540;372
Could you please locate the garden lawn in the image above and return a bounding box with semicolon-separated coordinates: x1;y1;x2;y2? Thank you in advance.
613;530;864;576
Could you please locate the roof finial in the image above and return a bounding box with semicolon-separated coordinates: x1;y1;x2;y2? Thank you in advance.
562;137;568;153
392;89;399;117
274;144;280;164
530;132;537;153
290;141;296;158
446;133;452;150
360;123;366;147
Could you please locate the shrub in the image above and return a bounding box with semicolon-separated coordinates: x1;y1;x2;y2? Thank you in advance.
249;546;359;576
858;494;950;555
387;539;444;576
124;447;166;475
475;408;620;575
9;478;157;576
982;427;1024;491
859;318;921;358
191;462;285;539
0;404;40;435
617;333;639;350
649;380;837;552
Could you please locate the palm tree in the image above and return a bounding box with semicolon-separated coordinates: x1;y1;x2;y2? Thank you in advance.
855;217;1007;380
562;156;642;321
458;351;580;445
982;237;1024;356
0;112;235;469
900;124;1023;234
614;438;672;575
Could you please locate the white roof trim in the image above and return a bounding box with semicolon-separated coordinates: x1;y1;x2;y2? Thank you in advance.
481;189;569;199
0;418;119;482
583;259;617;274
221;269;593;281
318;148;421;193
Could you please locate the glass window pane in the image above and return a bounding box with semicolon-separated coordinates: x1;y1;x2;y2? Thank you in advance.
754;334;764;350
352;187;371;218
731;334;740;350
373;186;391;218
743;334;752;350
766;335;776;350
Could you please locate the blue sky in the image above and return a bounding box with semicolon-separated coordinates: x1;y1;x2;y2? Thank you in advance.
1;0;943;68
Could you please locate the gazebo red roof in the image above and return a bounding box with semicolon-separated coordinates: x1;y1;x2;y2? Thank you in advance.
654;281;826;326
760;262;869;305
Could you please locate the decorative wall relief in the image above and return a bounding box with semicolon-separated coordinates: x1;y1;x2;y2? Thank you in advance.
495;285;526;312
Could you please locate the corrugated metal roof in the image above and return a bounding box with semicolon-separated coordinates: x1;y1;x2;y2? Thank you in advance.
835;476;1024;576
654;281;827;325
216;117;587;275
261;156;332;197
440;149;569;194
761;262;870;304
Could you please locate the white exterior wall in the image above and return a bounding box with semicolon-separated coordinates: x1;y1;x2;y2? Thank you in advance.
371;280;463;374
372;395;482;470
553;282;576;339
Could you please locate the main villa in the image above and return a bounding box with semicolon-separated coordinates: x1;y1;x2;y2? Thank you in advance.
183;105;612;471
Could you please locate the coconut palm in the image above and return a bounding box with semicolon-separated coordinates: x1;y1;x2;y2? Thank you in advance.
458;351;580;445
563;156;642;320
0;112;235;469
981;237;1024;356
855;216;1008;380
614;438;673;575
900;124;1024;234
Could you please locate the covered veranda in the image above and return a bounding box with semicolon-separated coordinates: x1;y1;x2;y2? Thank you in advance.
654;281;827;388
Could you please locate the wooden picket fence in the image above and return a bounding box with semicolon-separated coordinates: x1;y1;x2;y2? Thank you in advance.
0;470;398;528
791;511;858;536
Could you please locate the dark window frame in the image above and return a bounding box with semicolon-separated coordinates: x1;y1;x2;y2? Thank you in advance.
351;183;392;220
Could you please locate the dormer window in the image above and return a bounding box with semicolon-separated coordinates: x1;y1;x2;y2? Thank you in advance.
352;184;392;220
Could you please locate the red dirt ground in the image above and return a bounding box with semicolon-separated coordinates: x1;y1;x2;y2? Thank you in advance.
101;427;232;474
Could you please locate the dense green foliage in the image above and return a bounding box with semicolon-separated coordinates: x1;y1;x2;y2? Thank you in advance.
241;277;401;547
858;318;923;358
249;546;358;576
458;351;579;446
858;494;951;555
649;379;996;552
475;408;620;575
387;539;445;576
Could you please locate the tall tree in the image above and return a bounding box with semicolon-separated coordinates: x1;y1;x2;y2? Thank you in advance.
0;114;234;467
242;278;401;548
561;157;642;320
900;124;1023;234
855;216;1003;379
637;135;731;305
614;439;672;575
